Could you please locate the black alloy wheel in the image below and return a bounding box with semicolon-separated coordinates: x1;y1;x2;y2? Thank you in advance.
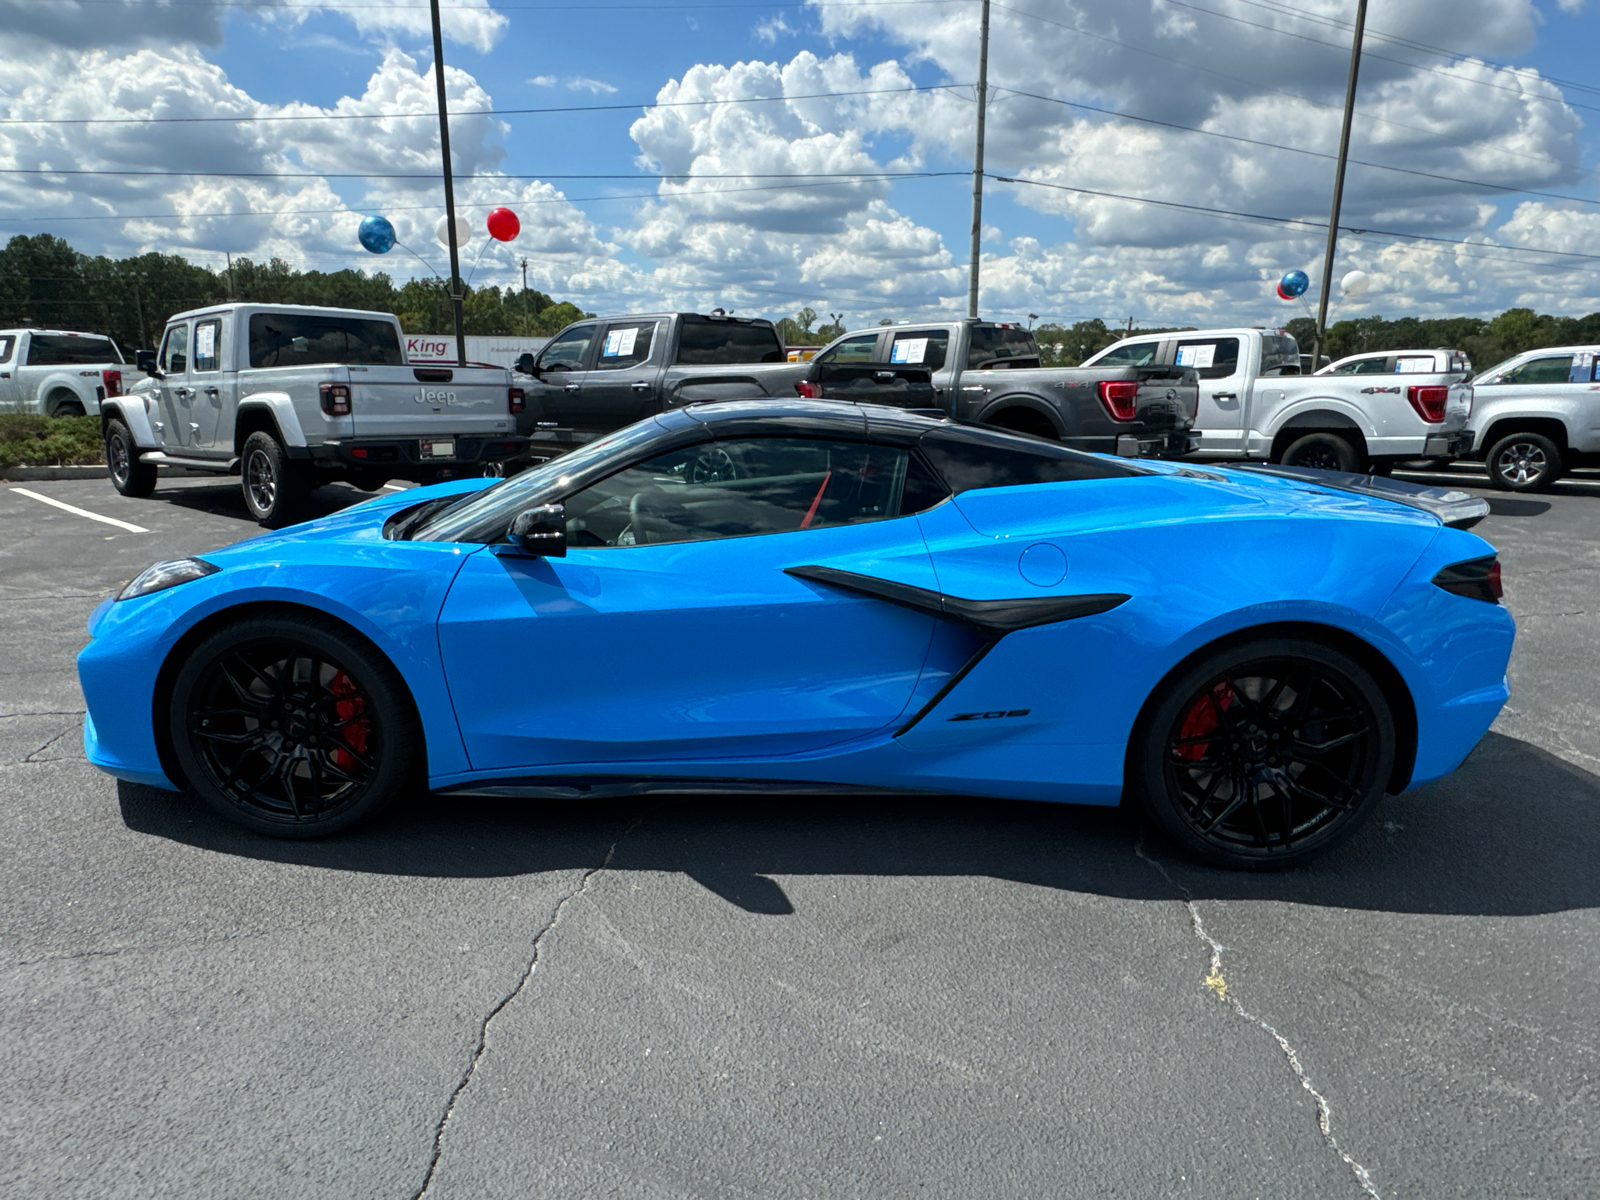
240;430;311;527
105;418;157;497
1486;432;1562;492
1132;638;1395;869
170;615;420;837
1280;432;1360;474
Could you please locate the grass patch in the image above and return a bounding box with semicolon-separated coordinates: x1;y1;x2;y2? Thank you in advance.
0;414;104;469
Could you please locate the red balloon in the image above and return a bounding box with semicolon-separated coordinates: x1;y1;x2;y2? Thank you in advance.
486;207;520;242
1276;283;1293;301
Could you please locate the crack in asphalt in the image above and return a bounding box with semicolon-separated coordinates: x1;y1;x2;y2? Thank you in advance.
4;930;268;973
0;710;86;720
409;816;642;1200
23;728;74;762
1135;831;1382;1200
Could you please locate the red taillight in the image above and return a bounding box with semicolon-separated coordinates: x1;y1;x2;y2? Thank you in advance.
103;369;122;398
1433;556;1501;603
319;382;351;416
509;386;525;414
795;379;819;398
1407;384;1448;423
1097;380;1139;422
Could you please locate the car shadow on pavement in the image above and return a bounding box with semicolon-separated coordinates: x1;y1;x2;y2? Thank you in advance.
1487;498;1553;517
118;730;1600;918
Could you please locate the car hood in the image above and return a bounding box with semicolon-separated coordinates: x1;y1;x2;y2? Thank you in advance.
204;477;496;563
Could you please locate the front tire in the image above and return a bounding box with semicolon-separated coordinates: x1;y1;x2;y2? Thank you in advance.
1486;432;1561;492
105;419;157;498
1131;637;1395;869
169;614;421;838
241;430;312;527
1280;432;1360;473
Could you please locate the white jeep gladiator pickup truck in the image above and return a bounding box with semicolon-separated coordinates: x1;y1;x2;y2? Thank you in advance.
0;328;128;417
102;303;528;526
1083;327;1472;472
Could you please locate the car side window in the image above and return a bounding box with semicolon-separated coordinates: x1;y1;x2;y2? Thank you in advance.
160;324;189;374
1174;338;1240;380
919;426;1143;493
1330;357;1390;375
816;334;879;364
888;330;950;371
592;321;658;371
560;437;932;547
1499;355;1574;385
193;318;222;372
539;324;595;372
0;336;14;363
1095;340;1160;368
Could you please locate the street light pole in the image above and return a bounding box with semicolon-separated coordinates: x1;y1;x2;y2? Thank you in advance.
429;0;467;367
967;0;991;319
1311;0;1369;371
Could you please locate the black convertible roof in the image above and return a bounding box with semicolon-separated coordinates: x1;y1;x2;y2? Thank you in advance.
679;397;959;447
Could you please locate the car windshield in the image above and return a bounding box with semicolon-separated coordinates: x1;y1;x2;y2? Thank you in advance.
409;421;668;543
26;334;122;365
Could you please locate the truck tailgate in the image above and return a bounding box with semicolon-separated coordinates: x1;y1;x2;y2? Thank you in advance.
348;365;516;437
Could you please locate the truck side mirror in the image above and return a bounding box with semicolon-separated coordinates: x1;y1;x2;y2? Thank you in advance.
508;504;567;557
515;352;539;376
135;348;159;376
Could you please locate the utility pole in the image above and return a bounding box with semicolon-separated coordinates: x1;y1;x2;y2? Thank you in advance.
520;256;530;337
966;0;991;319
1311;0;1369;372
429;0;467;366
130;272;147;349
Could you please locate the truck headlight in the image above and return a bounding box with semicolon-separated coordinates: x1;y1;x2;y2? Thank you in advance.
118;558;219;601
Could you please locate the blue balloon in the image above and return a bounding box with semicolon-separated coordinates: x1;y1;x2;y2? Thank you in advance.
1279;269;1310;298
358;214;396;254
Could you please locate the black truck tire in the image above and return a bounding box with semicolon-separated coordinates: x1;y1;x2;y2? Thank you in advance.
241;430;313;528
105;419;158;498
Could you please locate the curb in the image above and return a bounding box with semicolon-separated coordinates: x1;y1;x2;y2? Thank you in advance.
1;464;106;481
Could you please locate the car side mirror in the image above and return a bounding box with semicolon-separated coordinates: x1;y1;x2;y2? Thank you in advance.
135;348;160;376
515;352;539;376
508;503;566;557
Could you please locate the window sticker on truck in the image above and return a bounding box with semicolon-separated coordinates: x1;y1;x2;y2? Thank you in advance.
891;337;928;365
1176;344;1216;369
1396;356;1434;373
1568;351;1598;382
603;327;638;357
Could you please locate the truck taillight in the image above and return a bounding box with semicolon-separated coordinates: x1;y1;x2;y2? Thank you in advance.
1407;384;1448;423
1433;556;1501;604
1097;380;1139;422
103;370;122;398
795;380;819;398
509;387;525;414
319;382;351;416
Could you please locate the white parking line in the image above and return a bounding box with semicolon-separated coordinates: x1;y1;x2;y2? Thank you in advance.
9;487;149;533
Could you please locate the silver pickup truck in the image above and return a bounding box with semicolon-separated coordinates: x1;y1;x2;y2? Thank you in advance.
102;303;527;526
1463;344;1600;491
801;319;1199;457
513;312;809;453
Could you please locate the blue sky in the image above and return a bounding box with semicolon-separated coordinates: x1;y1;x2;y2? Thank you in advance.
2;0;1599;327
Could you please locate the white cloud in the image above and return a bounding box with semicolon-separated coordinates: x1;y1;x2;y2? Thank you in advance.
567;77;618;95
754;14;797;44
528;75;557;88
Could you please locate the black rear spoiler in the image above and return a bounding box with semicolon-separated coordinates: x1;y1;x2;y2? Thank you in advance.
1233;464;1490;529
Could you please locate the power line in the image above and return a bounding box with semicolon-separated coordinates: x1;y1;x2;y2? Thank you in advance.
1157;0;1600;117
0;82;971;126
0;167;966;180
992;2;1575;177
1;0;973;8
990;173;1600;266
996;86;1600;210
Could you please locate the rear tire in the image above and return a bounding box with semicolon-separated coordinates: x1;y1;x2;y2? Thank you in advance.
1130;637;1395;870
1486;432;1561;492
169;613;421;838
52;398;87;418
241;430;312;527
1280;432;1360;473
105;419;157;498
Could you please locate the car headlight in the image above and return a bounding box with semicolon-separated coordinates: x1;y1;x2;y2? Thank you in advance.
118;558;219;601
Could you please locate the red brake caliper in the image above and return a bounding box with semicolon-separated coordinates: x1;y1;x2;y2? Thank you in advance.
1175;682;1233;762
329;671;369;771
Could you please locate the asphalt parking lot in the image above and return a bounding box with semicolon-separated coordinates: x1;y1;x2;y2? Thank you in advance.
2;466;1597;1199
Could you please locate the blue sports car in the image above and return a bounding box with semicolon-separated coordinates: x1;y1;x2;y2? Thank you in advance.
80;400;1513;868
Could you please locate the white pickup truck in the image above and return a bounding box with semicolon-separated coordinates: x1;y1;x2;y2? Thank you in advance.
1082;326;1472;472
102;303;528;526
0;328;128;417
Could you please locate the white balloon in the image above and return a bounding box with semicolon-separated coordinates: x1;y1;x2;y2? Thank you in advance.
435;214;473;247
1340;269;1371;298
